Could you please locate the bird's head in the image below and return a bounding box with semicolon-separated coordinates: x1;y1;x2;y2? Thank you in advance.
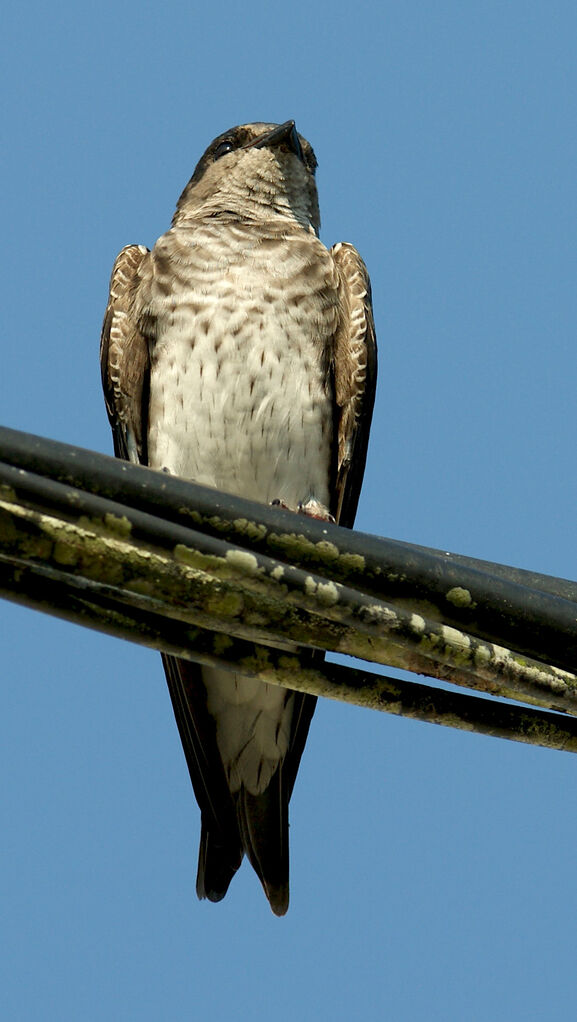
172;121;320;234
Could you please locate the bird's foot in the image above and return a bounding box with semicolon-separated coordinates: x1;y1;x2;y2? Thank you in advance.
297;499;335;522
270;498;335;522
270;498;295;511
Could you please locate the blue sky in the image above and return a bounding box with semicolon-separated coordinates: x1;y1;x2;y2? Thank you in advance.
2;1;577;1018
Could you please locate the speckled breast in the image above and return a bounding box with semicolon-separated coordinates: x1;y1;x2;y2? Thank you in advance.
146;218;340;510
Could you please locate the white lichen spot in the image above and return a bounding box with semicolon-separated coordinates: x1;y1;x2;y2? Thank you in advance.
474;645;491;667
315;581;339;606
304;576;318;596
362;603;397;626
442;625;471;652
271;565;285;581
410;613;426;634
225;549;260;575
446;586;474;608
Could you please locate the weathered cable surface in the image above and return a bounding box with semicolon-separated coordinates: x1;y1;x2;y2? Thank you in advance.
2;425;577;754
2;542;577;756
1;425;576;677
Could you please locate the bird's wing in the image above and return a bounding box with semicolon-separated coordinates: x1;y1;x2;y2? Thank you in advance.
330;242;378;528
232;242;377;912
100;244;151;463
101;242;246;905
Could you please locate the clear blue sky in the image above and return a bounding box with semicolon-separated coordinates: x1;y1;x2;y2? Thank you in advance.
2;2;577;1019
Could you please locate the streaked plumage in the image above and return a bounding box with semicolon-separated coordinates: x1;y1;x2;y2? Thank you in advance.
100;120;377;914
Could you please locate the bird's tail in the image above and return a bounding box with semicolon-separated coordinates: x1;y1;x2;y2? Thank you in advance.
162;653;316;914
237;775;290;916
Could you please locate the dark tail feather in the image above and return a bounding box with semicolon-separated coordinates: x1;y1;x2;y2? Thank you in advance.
237;775;290;916
197;823;243;903
161;654;243;902
235;685;318;916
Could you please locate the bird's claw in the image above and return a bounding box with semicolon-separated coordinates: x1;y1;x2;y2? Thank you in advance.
297;499;335;522
270;497;334;521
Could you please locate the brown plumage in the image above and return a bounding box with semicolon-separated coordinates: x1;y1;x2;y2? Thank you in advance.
100;121;377;914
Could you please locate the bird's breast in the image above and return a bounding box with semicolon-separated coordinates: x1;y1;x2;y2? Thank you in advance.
146;225;339;510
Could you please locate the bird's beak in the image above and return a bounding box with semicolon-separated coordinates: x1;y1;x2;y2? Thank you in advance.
246;121;304;163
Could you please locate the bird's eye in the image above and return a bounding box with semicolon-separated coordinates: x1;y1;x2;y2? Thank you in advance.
213;140;235;160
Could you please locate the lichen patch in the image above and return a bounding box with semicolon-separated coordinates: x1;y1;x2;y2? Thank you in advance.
446;586;475;609
225;549;260;575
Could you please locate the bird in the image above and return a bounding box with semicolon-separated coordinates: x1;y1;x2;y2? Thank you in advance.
100;120;377;915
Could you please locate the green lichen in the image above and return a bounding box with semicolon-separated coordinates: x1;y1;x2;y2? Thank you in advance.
213;632;234;657
178;507;203;525
270;531;318;560
207;515;230;534
125;578;158;597
314;540;340;561
205;588;244;620
232;518;268;542
0;507;19;542
244;645;276;674
446;586;476;609
103;513;132;538
337;552;365;573
173;543;223;574
277;652;305;674
52;540;79;566
0;485;17;503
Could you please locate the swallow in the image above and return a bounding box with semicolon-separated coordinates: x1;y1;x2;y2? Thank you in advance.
100;120;377;914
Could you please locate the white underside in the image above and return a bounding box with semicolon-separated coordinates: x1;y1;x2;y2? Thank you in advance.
146;231;335;794
147;298;332;508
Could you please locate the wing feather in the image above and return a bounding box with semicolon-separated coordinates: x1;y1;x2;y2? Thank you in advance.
100;244;151;463
330;242;378;528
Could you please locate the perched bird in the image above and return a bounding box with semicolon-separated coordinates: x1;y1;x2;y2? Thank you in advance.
100;120;377;915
